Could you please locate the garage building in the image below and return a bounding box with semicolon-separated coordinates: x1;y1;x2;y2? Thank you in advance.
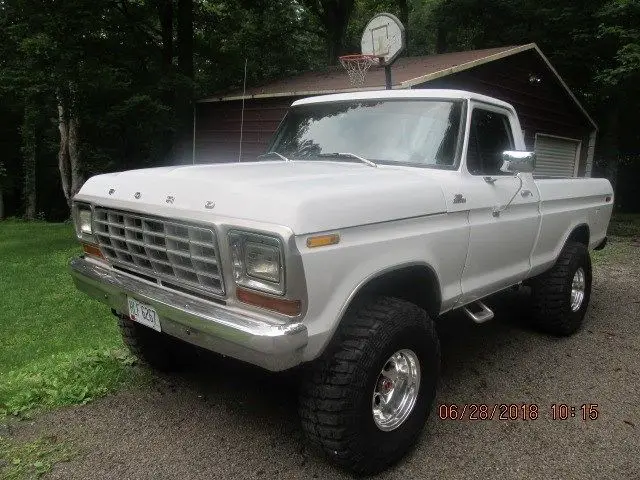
195;43;596;177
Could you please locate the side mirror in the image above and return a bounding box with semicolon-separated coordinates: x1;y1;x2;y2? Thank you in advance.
500;151;536;174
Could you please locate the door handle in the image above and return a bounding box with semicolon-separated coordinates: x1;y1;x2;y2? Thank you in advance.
521;189;532;198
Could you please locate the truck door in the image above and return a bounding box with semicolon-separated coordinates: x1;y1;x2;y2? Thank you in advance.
454;104;541;303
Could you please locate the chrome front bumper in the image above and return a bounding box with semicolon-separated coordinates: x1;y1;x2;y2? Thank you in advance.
69;257;308;371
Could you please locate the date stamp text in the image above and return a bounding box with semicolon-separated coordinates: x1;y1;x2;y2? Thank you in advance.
438;403;599;421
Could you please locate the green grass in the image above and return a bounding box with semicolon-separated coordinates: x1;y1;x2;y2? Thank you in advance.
0;435;76;479
0;220;145;418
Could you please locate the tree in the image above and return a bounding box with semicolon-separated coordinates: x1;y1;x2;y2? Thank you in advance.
21;101;38;219
157;0;174;74
178;0;194;79
0;161;6;219
301;0;356;63
2;0;179;215
594;0;640;185
3;0;102;209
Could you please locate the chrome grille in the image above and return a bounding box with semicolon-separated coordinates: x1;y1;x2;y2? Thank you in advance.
93;208;224;296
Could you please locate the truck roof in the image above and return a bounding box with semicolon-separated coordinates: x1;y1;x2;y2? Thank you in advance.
292;89;515;112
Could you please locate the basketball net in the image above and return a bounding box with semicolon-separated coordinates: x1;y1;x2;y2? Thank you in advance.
339;54;380;87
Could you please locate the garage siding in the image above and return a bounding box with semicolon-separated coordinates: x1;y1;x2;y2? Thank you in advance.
194;97;294;164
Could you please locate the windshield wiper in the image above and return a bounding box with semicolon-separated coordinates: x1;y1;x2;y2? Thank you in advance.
317;152;378;168
257;151;291;162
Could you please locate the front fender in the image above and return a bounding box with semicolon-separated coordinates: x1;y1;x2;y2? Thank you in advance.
296;212;469;361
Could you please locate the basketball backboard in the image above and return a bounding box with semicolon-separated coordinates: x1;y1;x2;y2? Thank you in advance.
361;13;405;66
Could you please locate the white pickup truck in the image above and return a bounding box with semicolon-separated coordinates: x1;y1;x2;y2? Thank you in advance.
69;90;613;474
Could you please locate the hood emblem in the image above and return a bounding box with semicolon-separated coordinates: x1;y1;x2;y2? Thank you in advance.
166;195;175;204
453;193;466;204
134;192;141;199
108;188;115;195
204;201;215;210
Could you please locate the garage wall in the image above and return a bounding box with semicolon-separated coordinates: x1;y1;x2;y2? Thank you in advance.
194;97;295;163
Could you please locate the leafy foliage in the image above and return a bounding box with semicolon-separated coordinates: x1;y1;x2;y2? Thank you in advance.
0;436;76;479
0;348;140;418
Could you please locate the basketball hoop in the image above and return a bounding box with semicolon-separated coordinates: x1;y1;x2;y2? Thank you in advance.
339;54;380;87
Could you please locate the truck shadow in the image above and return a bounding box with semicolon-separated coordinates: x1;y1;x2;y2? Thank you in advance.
170;287;536;425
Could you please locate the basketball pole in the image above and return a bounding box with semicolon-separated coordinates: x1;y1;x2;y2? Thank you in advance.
385;66;392;90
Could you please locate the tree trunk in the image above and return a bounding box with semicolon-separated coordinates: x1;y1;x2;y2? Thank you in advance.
328;32;342;65
0;187;4;220
57;84;84;209
324;0;354;65
157;0;173;74
68;113;84;199
397;0;409;50
436;24;447;53
177;0;194;79
24;150;36;219
601;105;619;194
157;0;176;163
57;94;72;207
21;103;37;220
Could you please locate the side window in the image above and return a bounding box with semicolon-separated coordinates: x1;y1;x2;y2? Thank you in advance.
466;109;514;175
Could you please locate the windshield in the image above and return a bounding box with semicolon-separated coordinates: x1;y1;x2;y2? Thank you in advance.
268;100;463;167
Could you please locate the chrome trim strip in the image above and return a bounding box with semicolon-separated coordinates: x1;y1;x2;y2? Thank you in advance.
69;257;307;371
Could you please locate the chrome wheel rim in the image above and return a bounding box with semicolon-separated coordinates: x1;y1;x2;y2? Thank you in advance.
570;267;586;312
372;349;421;432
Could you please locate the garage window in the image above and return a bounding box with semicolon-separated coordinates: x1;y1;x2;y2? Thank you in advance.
534;134;581;178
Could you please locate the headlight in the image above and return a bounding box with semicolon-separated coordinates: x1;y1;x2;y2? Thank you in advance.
245;242;281;282
78;208;92;235
73;203;94;242
229;231;284;295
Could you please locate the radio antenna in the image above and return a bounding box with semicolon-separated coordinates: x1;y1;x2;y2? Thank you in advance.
238;58;248;162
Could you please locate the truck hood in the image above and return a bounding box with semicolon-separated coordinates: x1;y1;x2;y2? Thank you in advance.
75;161;447;235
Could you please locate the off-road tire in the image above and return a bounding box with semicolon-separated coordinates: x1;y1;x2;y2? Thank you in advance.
529;241;592;336
299;297;440;475
116;314;198;371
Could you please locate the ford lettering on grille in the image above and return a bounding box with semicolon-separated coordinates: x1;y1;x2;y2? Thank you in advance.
93;208;224;297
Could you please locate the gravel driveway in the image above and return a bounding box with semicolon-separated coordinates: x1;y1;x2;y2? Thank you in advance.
5;244;640;479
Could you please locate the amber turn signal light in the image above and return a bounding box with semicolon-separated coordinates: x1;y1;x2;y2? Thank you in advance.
82;243;105;260
236;288;301;316
306;233;340;248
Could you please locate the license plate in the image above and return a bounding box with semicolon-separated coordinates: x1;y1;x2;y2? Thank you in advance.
127;297;161;332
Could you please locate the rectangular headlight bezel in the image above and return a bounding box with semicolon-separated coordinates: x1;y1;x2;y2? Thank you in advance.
228;230;285;295
72;202;95;243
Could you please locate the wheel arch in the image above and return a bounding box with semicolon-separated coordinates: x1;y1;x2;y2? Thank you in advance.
339;262;442;322
566;223;590;247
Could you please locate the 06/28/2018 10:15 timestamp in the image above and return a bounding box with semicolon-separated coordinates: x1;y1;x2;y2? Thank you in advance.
438;403;600;421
